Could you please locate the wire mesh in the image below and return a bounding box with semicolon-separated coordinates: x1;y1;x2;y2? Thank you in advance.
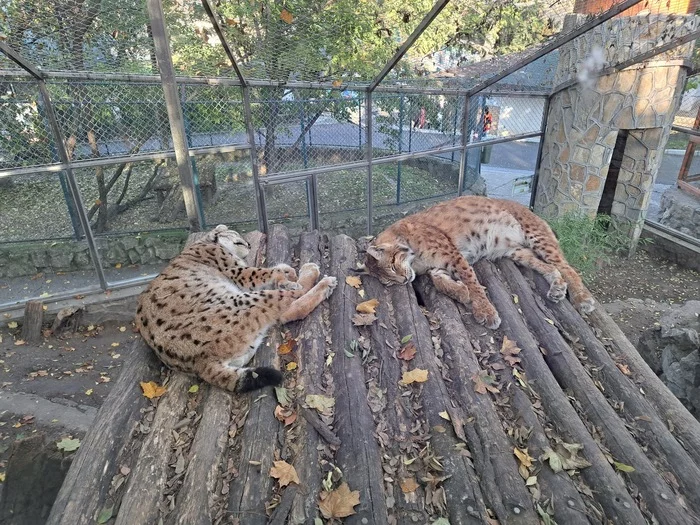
469;94;546;143
675;73;700;128
180;84;247;147
0;0;155;74
46;81;171;161
0;79;58;169
262;179;312;235
372;92;464;158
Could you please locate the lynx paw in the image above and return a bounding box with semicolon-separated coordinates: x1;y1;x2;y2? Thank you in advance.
279;280;302;291
574;295;595;314
547;280;568;303
299;262;321;281
473;303;502;330
319;276;338;299
275;264;298;282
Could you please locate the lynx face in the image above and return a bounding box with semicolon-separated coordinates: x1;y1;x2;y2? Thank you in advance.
207;224;250;260
364;243;415;286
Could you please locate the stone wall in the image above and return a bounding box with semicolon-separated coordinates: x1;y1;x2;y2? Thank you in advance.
0;231;188;279
535;12;697;245
659;186;700;238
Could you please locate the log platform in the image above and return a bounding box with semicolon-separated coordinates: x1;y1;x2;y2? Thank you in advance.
47;227;700;525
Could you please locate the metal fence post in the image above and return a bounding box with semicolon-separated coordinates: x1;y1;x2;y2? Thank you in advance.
179;83;207;228
397;93;403;205
457;95;471;196
529;96;551;209
147;0;203;232
366;89;374;236
38;82;108;290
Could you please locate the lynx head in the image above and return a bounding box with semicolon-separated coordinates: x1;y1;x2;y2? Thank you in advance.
364;242;415;286
207;224;250;259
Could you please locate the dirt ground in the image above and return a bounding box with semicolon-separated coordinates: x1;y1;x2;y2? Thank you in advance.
0;247;697;489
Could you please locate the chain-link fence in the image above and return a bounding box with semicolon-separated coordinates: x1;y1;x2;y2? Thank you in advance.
2;0;700;309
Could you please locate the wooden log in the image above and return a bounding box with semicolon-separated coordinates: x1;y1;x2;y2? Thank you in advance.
473;261;645;524
530;272;700;509
21;300;44;344
414;276;590;525
228;225;290;524
171;387;232;525
46;342;161;525
327;235;388;524
289;231;331;524
115;374;191;525
586;296;700;464
496;260;698;524
390;284;499;524
361;274;429;524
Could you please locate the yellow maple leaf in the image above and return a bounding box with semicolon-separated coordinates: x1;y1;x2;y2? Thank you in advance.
345;275;362;288
514;447;534;468
319;482;361;519
356;298;379;314
140;381;167;399
269;460;300;487
399;368;428;385
278;337;296;355
286;361;298;371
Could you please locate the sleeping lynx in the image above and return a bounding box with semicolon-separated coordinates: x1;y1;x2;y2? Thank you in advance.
136;225;337;393
364;196;594;329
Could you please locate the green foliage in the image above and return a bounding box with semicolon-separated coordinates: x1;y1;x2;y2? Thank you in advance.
544;213;633;281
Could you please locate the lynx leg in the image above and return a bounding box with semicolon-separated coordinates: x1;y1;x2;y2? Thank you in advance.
429;269;470;304
279;276;338;324
449;256;501;329
297;263;321;292
509;247;567;303
531;243;595;313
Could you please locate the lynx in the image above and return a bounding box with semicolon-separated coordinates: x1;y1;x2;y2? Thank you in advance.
364;196;594;329
136;225;337;393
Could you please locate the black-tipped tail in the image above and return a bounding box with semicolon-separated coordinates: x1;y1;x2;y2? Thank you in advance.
235;366;283;393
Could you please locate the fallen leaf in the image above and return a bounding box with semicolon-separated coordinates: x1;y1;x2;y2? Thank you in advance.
352;313;377;326
345;276;362;288
270;460;300;486
541;441;591;473
356;299;379;314
512;294;519;304
400;477;419;493
119;326;127;332
111;342;120;347
616;363;631;376
0;473;5;483
7;321;17;329
613;461;635;473
286;362;298;371
544;317;554;325
525;476;538;486
120;466;131;476
96;504;114;524
398;342;417;361
14;339;26;346
278;337;297;355
306;394;335;414
399;368;428;385
115;263;122;269
514;447;533;468
280;8;294;23
500;336;522;366
438;411;451;421
471;372;499;394
57;437;81;452
140;381;167;399
358;289;366;298
319;482;361;519
275;386;292;407
401;334;413;344
188;385;199;393
85;389;93;396
332;79;343;88
39;292;50;298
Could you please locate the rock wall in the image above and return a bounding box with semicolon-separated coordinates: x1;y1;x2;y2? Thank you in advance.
0;231;188;279
659;186;700;239
639;300;700;418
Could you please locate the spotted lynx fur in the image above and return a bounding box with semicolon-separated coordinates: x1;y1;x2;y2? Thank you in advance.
136;225;337;393
365;196;594;329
